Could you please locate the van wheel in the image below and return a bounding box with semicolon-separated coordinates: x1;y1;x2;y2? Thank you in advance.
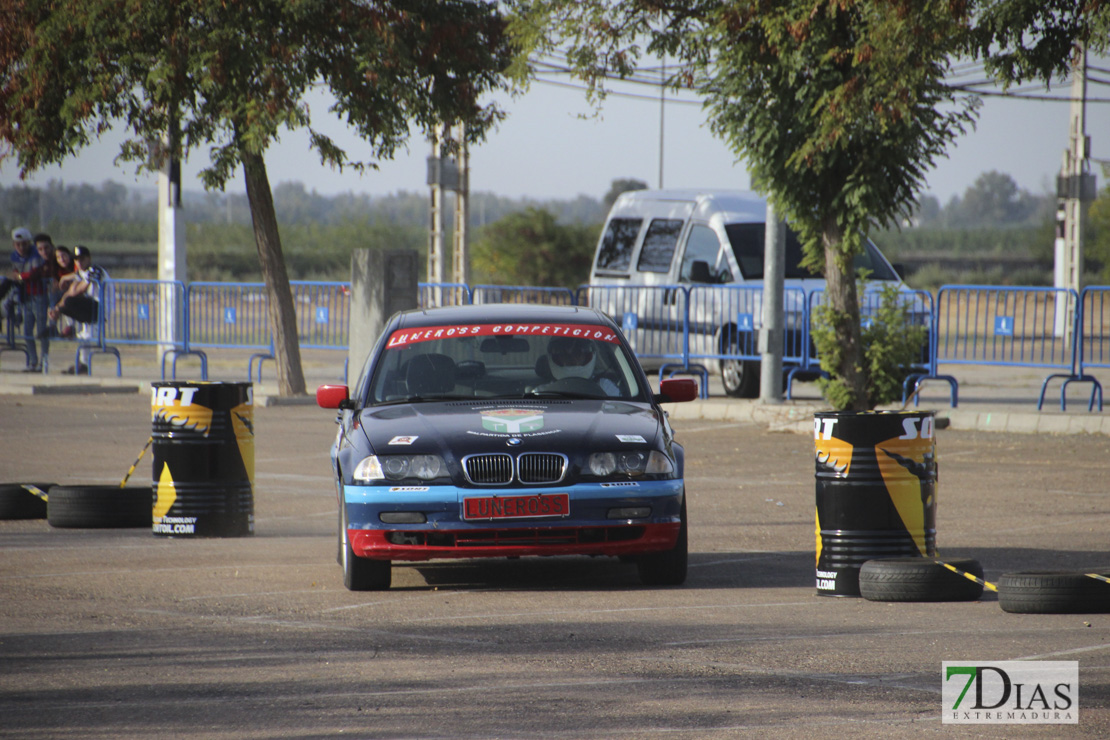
721;349;759;398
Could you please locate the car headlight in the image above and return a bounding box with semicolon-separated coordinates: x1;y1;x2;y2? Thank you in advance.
587;450;673;478
352;454;447;483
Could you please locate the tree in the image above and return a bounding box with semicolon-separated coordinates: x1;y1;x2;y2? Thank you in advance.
1090;186;1110;282
471;207;597;288
510;1;977;409
603;178;649;210
0;1;512;395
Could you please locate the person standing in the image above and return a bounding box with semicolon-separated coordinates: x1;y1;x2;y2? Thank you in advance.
12;234;54;371
49;245;108;374
1;227;35;338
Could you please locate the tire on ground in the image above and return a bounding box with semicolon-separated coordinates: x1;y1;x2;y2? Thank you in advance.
998;571;1110;614
637;498;688;586
0;483;52;520
859;557;984;602
47;485;150;529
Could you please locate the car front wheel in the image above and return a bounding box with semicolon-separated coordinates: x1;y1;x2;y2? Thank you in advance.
340;504;392;591
637;497;688;586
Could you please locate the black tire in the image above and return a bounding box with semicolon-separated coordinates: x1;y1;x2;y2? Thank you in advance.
637;498;688;586
0;482;52;520
340;504;391;591
859;557;984;602
998;571;1110;614
47;485;150;529
720;335;759;398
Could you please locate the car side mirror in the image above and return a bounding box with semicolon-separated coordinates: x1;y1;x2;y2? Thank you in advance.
316;384;354;410
655;378;698;403
688;260;713;284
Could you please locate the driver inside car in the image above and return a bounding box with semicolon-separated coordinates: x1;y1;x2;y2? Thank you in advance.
547;336;620;396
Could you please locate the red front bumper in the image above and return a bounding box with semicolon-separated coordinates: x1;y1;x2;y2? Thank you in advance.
349;522;681;562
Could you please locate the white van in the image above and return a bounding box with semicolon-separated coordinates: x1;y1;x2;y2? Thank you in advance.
586;189;912;397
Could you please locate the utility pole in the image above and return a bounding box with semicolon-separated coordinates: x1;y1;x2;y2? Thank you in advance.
427;125;448;295
452;126;470;287
1054;44;1097;339
427;124;469;302
156;135;186;361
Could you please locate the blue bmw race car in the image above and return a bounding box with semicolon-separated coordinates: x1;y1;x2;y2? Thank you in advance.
317;303;698;590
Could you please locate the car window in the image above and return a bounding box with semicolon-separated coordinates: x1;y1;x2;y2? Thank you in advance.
725;222;896;281
367;323;646;404
594;218;642;273
679;225;725;283
635;218;684;274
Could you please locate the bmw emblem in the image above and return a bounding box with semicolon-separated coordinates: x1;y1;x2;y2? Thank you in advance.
507;437;522;447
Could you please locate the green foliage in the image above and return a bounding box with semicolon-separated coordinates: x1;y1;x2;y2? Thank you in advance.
510;0;976;409
1090;185;1110;283
0;1;513;187
812;283;929;410
471;207;598;288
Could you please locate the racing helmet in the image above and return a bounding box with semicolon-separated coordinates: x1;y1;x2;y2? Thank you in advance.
548;336;596;380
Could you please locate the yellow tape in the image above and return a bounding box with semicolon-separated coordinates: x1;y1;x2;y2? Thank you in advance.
21;484;48;502
1085;573;1110;585
935;559;998;593
120;437;154;488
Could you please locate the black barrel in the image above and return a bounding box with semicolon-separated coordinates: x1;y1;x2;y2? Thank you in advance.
151;381;255;537
815;410;936;596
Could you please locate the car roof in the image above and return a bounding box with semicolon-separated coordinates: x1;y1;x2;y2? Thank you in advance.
390;303;616;330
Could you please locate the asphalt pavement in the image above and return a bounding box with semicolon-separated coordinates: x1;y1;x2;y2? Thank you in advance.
2;343;1109;436
2;390;1109;738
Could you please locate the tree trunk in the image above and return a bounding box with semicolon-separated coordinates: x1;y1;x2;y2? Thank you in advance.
242;152;306;397
822;223;868;410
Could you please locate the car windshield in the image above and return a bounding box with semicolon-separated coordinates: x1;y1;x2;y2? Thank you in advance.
367;322;646;404
724;222;898;281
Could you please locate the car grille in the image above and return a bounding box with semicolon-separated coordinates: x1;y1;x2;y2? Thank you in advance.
462;453;567;485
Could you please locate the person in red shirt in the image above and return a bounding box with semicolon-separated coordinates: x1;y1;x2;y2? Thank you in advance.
11;233;52;371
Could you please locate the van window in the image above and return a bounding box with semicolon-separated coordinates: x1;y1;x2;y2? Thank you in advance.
679;225;723;282
636;218;684;273
595;218;642;272
724;223;896;281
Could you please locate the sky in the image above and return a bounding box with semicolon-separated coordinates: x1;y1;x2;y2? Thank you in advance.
1;63;1108;207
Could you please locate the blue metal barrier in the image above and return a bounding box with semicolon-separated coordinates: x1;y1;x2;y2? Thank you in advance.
103;279;206;380
1072;286;1109;411
908;285;1088;410
187;281;273;380
685;284;811;397
576;284;706;395
471;285;576;306
419;283;472;307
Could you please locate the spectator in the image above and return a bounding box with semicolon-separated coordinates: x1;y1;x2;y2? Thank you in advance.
11;233;54;371
1;227;35;338
48;245;108;375
51;246;76;338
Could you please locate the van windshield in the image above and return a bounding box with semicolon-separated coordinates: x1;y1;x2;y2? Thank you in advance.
724;223;897;281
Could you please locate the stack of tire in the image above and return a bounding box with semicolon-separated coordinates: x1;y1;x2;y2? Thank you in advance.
857;556;1110;614
0;482;149;528
858;557;986;603
997;572;1110;614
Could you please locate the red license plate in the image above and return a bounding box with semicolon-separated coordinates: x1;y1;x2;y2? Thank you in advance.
463;493;570;521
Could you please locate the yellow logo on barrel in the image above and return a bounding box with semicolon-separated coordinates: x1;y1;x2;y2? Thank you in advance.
151;386;213;436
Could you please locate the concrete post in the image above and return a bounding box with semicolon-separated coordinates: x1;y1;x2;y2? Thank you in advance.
760;203;785;403
157;156;186;361
348;250;419;382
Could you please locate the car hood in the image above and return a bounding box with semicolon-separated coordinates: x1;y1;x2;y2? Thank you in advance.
357;400;665;456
